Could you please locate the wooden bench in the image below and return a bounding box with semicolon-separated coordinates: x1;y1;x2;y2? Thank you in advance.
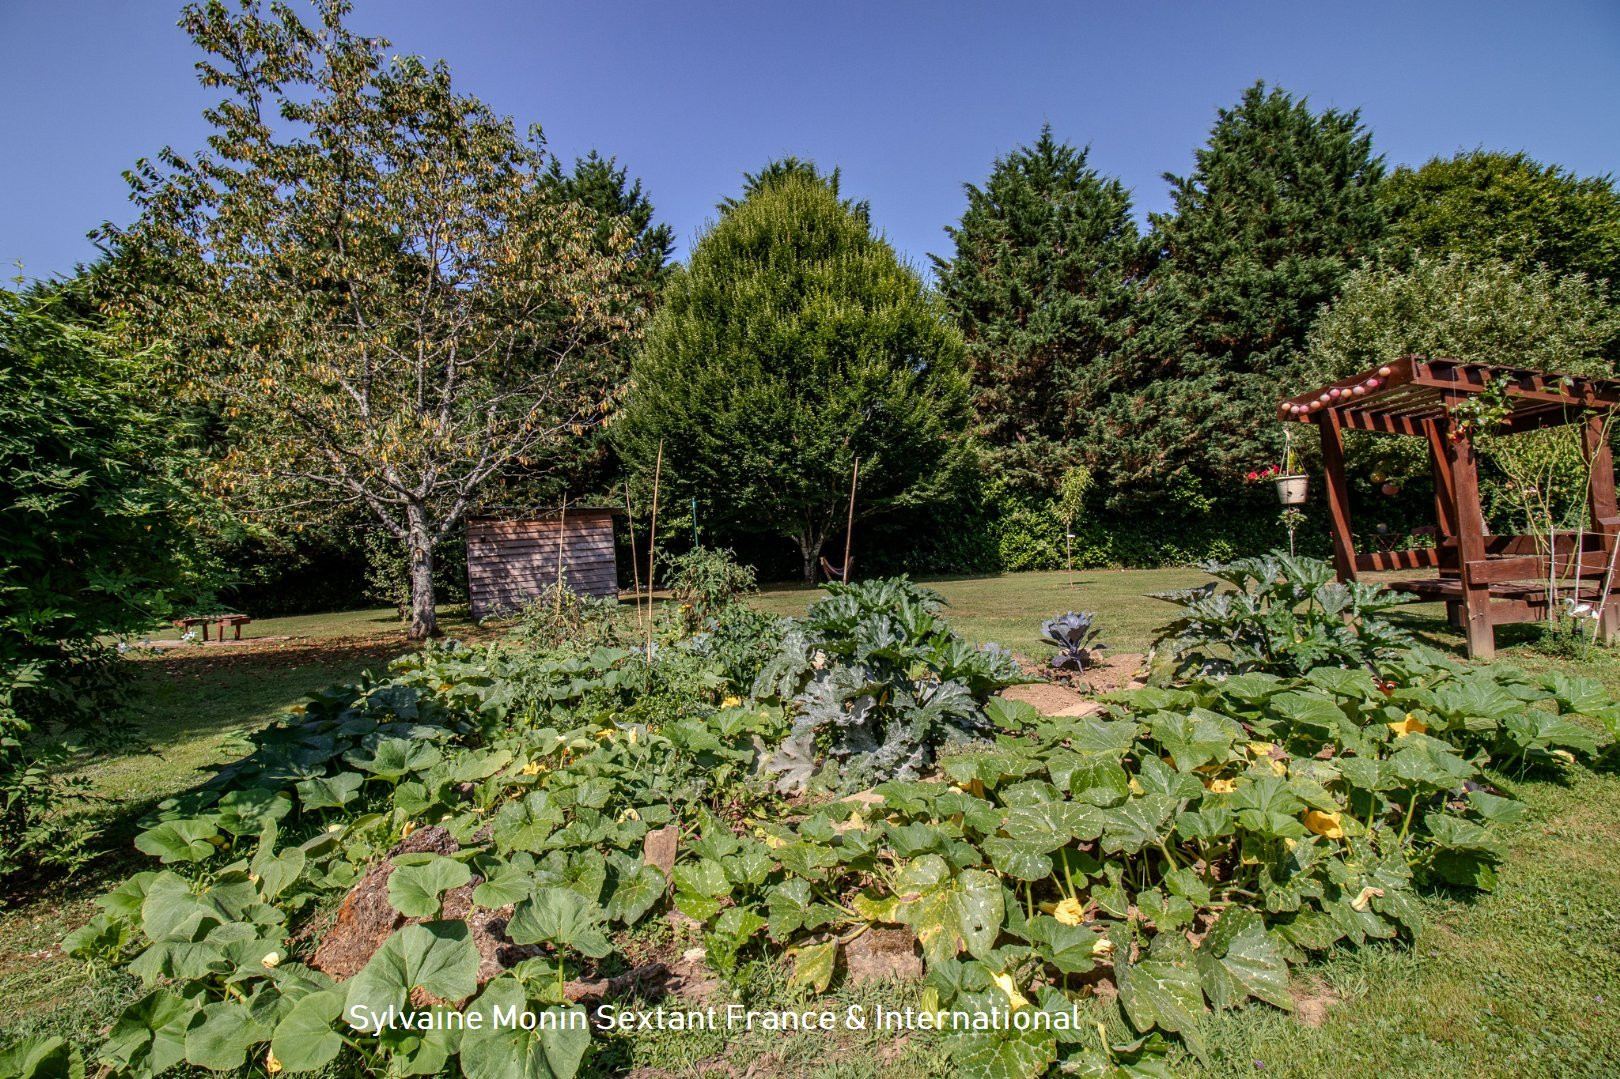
172;614;252;642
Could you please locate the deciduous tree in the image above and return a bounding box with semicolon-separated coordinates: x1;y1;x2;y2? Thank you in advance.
1380;150;1620;286
99;0;641;638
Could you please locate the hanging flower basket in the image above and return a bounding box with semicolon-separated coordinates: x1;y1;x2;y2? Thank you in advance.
1275;474;1309;506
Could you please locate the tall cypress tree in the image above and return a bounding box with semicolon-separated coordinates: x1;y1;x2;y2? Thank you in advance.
617;163;970;581
1095;82;1386;501
933;128;1146;493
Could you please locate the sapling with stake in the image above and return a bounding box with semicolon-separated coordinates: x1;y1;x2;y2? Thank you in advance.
1055;466;1092;586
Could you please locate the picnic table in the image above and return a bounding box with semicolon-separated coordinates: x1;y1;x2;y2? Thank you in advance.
172;614;252;641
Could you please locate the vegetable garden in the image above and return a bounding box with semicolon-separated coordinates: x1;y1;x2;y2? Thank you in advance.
10;555;1620;1079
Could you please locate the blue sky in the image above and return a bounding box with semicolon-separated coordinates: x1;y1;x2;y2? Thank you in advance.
3;1;1617;282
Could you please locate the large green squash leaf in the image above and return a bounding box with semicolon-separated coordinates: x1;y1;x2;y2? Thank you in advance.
459;977;590;1079
948;1024;1058;1079
101;989;197;1078
388;854;473;918
269;988;346;1072
295;771;363;812
134;819;221;864
507;889;613;959
1194;909;1292;1012
1116;940;1205;1057
346;922;482;1019
0;1037;83;1079
184;1000;274;1071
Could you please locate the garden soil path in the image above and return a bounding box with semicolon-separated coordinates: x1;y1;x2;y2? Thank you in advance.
999;652;1146;716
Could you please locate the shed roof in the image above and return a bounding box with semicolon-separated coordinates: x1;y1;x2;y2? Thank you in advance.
1277;356;1620;437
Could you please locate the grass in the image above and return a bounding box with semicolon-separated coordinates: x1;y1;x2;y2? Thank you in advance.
5;574;1620;1076
753;568;1215;657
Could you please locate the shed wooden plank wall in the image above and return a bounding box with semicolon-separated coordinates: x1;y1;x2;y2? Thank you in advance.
466;512;619;618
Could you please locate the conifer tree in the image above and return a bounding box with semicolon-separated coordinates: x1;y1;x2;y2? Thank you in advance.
933;128;1145;493
1095;82;1386;501
617;163;969;581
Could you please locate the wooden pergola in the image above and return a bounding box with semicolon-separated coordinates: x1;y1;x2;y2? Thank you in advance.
1278;356;1620;659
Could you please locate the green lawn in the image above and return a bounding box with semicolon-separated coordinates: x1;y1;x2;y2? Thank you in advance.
4;575;1620;1076
753;568;1216;656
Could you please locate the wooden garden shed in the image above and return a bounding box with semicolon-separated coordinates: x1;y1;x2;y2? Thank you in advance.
1278;356;1620;659
465;509;620;619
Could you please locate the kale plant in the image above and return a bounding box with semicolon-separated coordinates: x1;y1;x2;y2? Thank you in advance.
751;577;1023;792
1041;611;1107;672
1150;551;1413;681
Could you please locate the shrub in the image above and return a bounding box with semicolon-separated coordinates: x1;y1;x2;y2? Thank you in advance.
509;585;628;652
1150;552;1413;680
664;545;757;628
1;285;217;882
751;577;1024;791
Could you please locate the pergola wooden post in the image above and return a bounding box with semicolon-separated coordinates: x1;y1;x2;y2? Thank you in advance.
1280;356;1620;660
1583;413;1620;643
1443;407;1495;657
1315;407;1357;583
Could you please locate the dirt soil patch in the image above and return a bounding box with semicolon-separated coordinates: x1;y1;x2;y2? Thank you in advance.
1000;681;1099;717
999;652;1146;716
1291;977;1341;1027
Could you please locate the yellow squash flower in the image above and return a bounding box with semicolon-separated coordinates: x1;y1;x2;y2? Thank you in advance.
721;696;742;708
1303;810;1344;839
400;821;418;838
1052;897;1086;926
265;1049;283;1075
954;777;987;799
1350;885;1384;912
520;761;544;776
991;971;1030;1010
261;950;281;969
1091;938;1115;959
1388;713;1427;738
1205;778;1237;794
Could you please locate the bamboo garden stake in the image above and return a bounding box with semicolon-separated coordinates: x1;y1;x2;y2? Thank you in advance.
646;440;663;659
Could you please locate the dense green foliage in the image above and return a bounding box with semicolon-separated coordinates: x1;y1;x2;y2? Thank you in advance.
0;285;216;880
753;579;1025;792
1089;83;1387;505
934;130;1145;494
1302;255;1620;521
1380;150;1620;285
1304;255;1620;383
1149;553;1413;681
29;565;1620;1078
616;164;972;581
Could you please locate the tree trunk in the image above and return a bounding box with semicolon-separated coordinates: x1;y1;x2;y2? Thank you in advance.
405;504;439;640
796;530;824;584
